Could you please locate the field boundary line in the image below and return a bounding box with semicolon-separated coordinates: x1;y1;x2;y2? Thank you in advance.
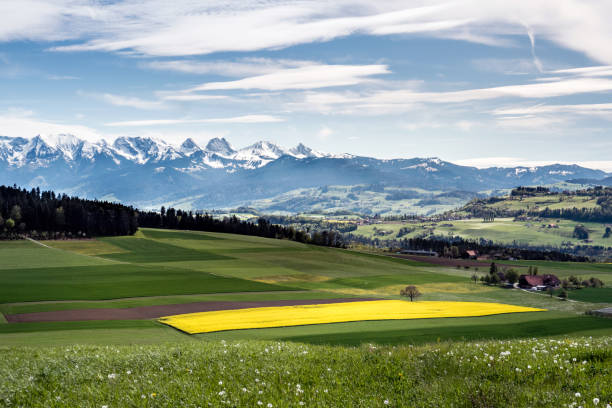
1;290;314;306
25;237;52;248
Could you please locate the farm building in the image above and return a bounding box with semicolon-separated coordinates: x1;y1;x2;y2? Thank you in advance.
466;250;478;259
518;274;561;290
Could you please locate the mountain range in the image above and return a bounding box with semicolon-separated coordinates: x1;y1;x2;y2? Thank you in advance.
0;134;608;215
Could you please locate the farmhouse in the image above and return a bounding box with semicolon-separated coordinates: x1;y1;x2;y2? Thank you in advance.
518;274;561;290
466;250;478;259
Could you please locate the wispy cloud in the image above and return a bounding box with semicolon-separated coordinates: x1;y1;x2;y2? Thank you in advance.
105;115;284;127
0;0;608;67
158;93;229;102
0;111;103;141
189;64;390;91
46;74;79;80
144;58;314;77
81;92;166;110
292;77;612;114
493;103;612;118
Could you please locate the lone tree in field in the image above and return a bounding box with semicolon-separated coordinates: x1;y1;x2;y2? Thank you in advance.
471;273;479;284
505;269;519;284
489;262;497;275
400;285;422;302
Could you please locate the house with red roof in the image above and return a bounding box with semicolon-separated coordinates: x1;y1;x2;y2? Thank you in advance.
518;274;561;290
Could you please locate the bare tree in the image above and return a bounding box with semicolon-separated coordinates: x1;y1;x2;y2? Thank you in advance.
471;274;479;284
400;285;422;302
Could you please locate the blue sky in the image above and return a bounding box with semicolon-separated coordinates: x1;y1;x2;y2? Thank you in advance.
1;1;612;170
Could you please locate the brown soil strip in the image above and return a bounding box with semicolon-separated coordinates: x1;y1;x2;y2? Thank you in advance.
388;254;526;269
6;298;380;323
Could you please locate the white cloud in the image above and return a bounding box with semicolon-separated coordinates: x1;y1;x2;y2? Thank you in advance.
79;91;166;110
157;93;229;102
0;0;610;67
493;103;612;118
317;126;333;140
145;58;314;77
189;64;390;91
97;93;166;110
0;112;103;141
294;77;612;114
105;115;284;127
551;65;612;77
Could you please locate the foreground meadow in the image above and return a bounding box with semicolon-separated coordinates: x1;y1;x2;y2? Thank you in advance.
1;337;610;407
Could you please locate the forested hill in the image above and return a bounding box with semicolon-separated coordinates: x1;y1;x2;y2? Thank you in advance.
0;185;138;239
138;207;346;248
461;186;612;223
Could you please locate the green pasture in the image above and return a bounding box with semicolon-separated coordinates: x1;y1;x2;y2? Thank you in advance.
0;291;354;316
0;228;611;349
354;218;612;248
0;262;291;303
486;195;600;212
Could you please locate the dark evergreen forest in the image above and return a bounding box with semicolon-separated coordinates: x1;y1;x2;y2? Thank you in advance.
138;207;346;248
0;185;138;239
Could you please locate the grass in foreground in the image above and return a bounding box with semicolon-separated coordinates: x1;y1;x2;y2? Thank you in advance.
1;337;609;407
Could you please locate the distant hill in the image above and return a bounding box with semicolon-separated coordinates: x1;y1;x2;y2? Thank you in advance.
0;134;608;215
566;176;612;186
459;186;612;223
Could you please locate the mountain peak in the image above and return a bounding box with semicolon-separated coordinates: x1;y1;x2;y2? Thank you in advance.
289;143;324;158
179;138;201;155
205;137;235;156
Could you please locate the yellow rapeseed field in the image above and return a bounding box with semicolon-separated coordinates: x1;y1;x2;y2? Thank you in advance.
159;300;545;334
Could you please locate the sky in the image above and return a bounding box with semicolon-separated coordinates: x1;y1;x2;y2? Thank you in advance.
1;0;612;170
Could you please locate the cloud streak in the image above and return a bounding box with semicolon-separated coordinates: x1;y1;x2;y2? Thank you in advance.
190;64;390;91
105;115;284;127
293;77;612;114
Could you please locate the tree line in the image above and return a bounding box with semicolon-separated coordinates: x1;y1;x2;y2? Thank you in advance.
344;232;590;262
0;185;138;239
138;207;346;248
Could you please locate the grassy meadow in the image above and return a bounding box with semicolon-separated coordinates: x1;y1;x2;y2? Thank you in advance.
355;217;612;248
0;228;611;406
1;338;610;407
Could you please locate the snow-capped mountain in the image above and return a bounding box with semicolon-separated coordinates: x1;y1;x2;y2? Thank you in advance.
0;134;608;212
0;134;330;170
205;137;235;157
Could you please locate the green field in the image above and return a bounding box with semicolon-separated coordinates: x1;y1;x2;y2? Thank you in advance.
1;228;611;407
1;228;610;345
355;217;612;248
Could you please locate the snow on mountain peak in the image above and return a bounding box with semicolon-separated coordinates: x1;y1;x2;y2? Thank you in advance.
205;137;235;156
179;138;202;156
289;143;324;158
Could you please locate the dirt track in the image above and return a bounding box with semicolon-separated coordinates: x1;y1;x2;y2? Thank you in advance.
5;298;380;323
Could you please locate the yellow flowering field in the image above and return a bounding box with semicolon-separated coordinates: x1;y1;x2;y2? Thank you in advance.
159;300;545;334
